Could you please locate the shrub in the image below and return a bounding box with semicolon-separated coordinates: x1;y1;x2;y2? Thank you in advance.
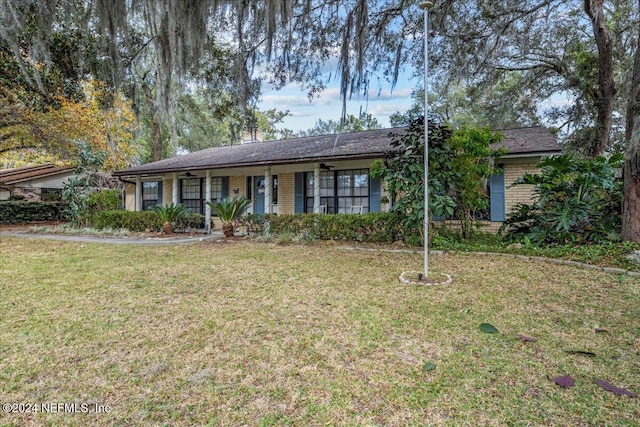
87;189;121;212
87;210;162;231
175;213;205;231
247;212;409;244
0;201;68;223
240;213;267;233
501;154;623;244
371;118;505;240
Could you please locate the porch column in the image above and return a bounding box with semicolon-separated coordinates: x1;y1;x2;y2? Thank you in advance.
172;173;179;205
314;163;321;213
204;170;212;234
265;167;272;214
135;176;142;211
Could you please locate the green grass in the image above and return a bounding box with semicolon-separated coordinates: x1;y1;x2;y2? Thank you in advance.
1;237;639;426
430;232;640;271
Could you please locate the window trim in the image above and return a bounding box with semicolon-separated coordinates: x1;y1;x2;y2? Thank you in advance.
142;181;160;210
304;169;370;214
179;177;225;215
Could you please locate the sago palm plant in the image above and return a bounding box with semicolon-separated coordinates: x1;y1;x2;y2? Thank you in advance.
152;203;188;234
207;196;250;237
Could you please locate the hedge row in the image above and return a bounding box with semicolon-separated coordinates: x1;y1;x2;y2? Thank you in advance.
87;210;206;232
0;201;68;223
246;212;413;243
87;210;163;231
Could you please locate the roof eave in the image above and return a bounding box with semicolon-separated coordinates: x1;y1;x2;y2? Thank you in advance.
501;150;562;159
0;168;75;185
113;152;387;178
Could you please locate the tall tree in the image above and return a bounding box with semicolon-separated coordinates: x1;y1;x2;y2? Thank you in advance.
3;1;638;148
584;0;617;156
306;112;381;136
621;1;640;242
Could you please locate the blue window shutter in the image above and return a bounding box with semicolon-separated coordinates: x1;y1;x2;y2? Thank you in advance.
490;168;505;221
294;172;304;213
369;176;381;212
221;176;229;199
157;181;163;205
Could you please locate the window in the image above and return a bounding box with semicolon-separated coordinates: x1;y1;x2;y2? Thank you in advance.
181;178;201;213
305;171;335;213
41;188;62;202
180;177;224;214
304;169;369;214
142;182;159;210
337;169;369;213
210;177;223;208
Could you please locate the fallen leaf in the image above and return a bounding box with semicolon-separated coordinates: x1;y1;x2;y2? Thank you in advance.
554;375;575;388
514;334;537;342
565;350;596;357
479;323;499;334
422;362;436;372
594;378;637;397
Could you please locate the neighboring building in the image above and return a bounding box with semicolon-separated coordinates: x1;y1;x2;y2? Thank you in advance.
113;126;562;232
0;164;75;201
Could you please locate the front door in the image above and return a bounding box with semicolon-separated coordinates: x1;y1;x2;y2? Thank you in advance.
253;176;265;214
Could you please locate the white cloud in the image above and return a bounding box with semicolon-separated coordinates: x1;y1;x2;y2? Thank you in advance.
258;70;418;131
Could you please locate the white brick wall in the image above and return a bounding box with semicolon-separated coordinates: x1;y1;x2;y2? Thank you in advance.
504;161;538;215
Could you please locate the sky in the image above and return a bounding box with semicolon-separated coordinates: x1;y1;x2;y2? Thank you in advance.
258;72;420;133
256;60;573;135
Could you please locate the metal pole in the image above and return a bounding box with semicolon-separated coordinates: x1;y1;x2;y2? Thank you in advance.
420;1;432;278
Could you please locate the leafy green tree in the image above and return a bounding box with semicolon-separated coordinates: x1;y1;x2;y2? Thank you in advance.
61;143;107;226
306;112;381;136
391;77;541;130
501;154;623;244
371;118;505;240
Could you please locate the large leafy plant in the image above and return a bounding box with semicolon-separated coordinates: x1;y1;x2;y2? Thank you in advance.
152;203;188;234
501;154;623;244
207;195;250;237
371;117;505;240
62;143;107;226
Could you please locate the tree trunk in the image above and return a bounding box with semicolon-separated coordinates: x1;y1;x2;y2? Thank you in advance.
622;5;640;243
163;221;173;235
222;223;234;238
584;0;617;156
622;117;640;243
142;77;164;162
625;0;640;144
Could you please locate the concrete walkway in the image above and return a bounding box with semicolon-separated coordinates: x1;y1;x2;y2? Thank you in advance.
0;230;224;245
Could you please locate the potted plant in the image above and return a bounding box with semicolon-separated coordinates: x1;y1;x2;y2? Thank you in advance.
151;203;188;234
207;195;250;237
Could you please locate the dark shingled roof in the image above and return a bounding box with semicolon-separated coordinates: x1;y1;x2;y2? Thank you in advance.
0;163;74;185
114;126;561;177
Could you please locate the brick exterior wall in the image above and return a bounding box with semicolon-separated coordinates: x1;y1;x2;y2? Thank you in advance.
431;161;540;233
504;161;538;216
431;220;503;233
229;176;245;197
278;173;295;214
13;187;41;201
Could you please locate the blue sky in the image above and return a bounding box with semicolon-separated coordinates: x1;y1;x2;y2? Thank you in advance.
256;61;573;134
258;73;419;133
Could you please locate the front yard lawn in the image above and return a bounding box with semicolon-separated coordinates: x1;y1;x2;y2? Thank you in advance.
1;237;638;426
